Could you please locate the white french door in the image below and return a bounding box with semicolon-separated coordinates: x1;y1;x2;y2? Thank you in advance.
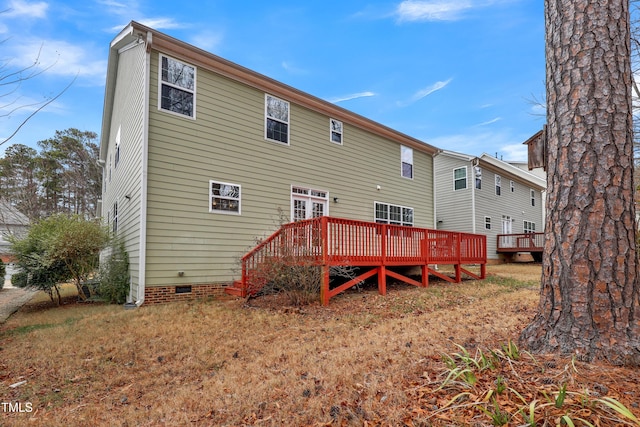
501;215;513;247
291;187;328;222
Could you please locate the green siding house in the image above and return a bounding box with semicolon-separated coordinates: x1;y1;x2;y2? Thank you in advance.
100;21;440;305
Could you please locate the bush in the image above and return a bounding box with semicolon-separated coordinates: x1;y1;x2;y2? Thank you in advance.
9;214;109;304
0;259;4;290
11;271;27;288
98;240;130;304
254;256;322;306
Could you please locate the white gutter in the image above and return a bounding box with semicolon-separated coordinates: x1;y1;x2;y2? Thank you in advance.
136;30;152;307
470;158;479;234
432;150;442;228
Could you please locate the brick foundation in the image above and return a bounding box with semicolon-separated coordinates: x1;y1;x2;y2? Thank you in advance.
143;283;229;305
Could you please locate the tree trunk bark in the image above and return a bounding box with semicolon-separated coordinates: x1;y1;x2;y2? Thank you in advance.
519;0;640;365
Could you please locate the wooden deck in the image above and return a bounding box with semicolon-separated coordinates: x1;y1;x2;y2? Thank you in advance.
496;233;544;253
226;217;487;305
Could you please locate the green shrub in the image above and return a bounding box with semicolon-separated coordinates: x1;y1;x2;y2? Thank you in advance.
98;240;130;304
11;271;28;288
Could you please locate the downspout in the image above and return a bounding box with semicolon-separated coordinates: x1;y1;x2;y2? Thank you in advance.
471;158;479;234
432;150;442;229
136;30;152;307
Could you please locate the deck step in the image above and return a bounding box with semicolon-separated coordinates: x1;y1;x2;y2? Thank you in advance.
224;281;246;297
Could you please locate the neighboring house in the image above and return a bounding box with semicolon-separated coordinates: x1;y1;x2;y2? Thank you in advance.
0;201;29;263
433;150;546;261
100;21;441;305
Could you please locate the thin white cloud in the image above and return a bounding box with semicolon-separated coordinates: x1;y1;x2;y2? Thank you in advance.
475;117;502;126
7;38;107;83
428;130;529;161
137;17;183;30
396;0;474;22
398;78;452;106
190;30;224;52
5;0;48;18
500;143;528;161
327;91;376;103
281;61;308;75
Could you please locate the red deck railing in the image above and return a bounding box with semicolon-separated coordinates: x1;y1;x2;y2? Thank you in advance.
236;217;487;305
496;232;544;253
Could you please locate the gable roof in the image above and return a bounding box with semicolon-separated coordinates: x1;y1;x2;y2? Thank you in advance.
0;201;29;227
101;21;440;160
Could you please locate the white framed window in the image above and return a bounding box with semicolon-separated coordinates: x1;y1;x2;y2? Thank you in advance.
524;221;536;233
401;146;413;179
291;186;328;221
454;167;467;190
531;189;536;206
484;216;491;230
108;154;112;182
265;94;289;144
510;180;515;192
330;118;343;144
495;175;502;196
475;166;482;189
159;54;196;118
375;202;414;226
114;125;121;168
210;180;241;214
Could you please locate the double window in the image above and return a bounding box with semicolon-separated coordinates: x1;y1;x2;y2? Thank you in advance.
375;202;414;226
210;181;241;214
454;167;467;190
159;54;196;118
524;221;536;233
265;94;289;144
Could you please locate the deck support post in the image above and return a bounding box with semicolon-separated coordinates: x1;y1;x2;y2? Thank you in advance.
320;264;330;306
421;265;429;287
378;265;387;295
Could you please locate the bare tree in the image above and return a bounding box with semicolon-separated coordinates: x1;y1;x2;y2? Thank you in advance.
520;0;640;365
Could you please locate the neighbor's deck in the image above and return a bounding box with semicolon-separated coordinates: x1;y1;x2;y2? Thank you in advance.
226;217;487;305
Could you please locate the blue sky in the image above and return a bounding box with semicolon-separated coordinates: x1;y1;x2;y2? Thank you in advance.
1;0;545;161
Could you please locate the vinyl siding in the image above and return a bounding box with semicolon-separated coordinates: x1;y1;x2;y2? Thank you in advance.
433;155;474;233
101;42;146;297
145;50;434;286
475;166;543;258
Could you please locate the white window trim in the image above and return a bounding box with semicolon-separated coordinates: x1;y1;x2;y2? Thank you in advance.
484;216;491;230
265;94;290;145
495;175;502;196
158;53;196;120
290;185;329;221
531;189;536;206
453;166;468;191
510;180;515;192
401;145;414;179
209;180;242;215
524;220;536;233
114;125;121;168
374;201;414;226
329;118;343;145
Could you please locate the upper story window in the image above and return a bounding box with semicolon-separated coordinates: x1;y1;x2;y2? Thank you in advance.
330;119;343;144
401;146;413;179
531;189;536;206
495;175;502;196
484;216;491;230
265;94;289;144
375;202;414;226
114;125;121;168
210;180;241;214
454;167;467;190
510;180;515;192
159;54;195;118
474;166;482;189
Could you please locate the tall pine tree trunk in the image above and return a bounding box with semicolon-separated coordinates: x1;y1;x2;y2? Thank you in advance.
520;0;640;365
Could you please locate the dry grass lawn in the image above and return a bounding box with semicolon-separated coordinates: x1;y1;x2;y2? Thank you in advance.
1;264;639;426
